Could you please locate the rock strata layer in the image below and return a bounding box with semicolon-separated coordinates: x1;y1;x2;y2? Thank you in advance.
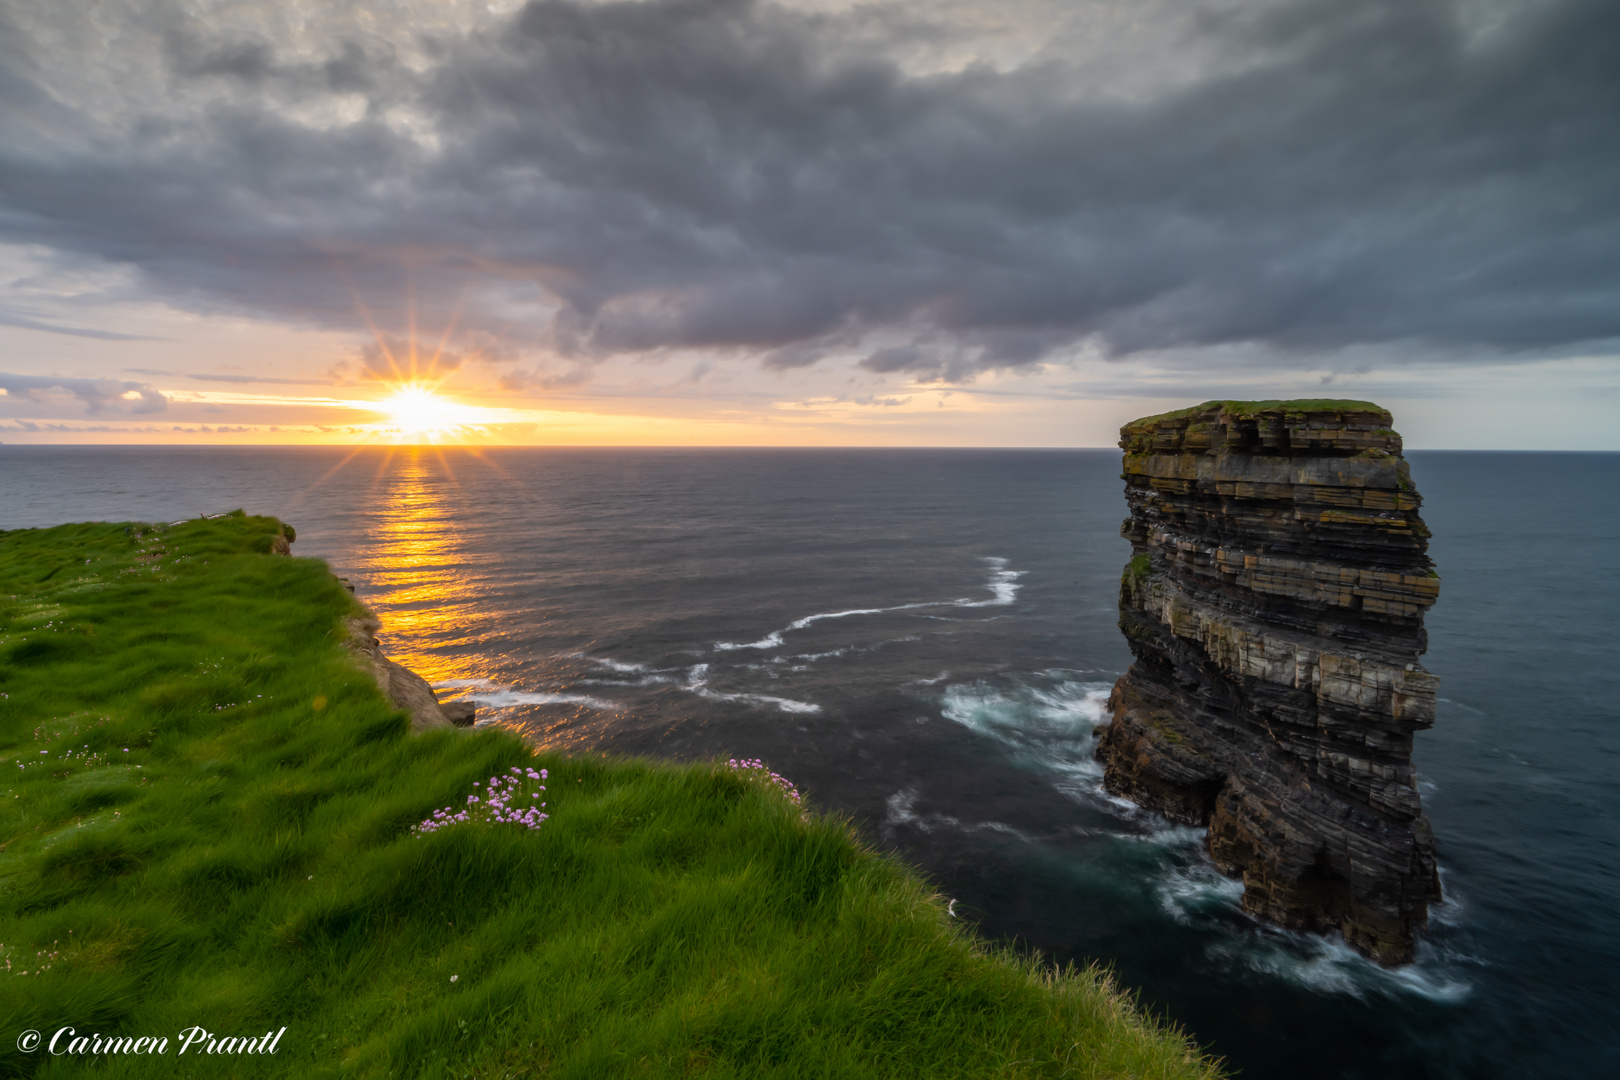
1095;400;1441;965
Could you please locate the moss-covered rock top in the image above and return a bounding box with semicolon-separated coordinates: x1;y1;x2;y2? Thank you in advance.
1121;399;1399;458
1133;399;1388;424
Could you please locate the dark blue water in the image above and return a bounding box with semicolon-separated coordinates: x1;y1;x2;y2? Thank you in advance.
3;446;1616;1078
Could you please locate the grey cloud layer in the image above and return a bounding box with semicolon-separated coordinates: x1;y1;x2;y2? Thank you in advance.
0;373;168;413
1;0;1615;380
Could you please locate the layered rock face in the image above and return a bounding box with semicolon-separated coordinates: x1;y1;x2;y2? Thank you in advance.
1096;401;1441;964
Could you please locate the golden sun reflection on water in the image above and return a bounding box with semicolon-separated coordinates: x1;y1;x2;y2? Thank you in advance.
352;448;481;686
326;446;616;743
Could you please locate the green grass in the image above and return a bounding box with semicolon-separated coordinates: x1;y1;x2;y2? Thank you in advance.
0;515;1222;1079
1121;556;1152;589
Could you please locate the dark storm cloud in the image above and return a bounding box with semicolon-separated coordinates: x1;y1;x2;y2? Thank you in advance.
0;373;168;414
165;29;387;94
1;0;1616;380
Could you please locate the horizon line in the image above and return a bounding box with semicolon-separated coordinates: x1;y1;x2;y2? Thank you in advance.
1;442;1616;452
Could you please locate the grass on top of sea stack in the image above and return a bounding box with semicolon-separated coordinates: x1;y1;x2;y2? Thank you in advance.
0;514;1223;1080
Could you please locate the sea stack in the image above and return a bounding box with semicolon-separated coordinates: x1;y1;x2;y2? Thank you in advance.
1096;400;1442;965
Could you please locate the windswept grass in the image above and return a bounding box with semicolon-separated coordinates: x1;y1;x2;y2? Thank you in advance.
0;514;1222;1079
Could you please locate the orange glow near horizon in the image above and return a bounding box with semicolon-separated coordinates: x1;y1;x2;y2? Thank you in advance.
2;303;1087;446
0;292;1054;445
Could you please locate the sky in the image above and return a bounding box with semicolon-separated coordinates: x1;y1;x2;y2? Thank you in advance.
1;0;1616;448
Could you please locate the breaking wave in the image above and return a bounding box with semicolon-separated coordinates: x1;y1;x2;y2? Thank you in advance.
684;663;821;715
715;556;1024;651
462;687;620;712
955;556;1025;607
939;675;1113;792
1206;929;1475;1003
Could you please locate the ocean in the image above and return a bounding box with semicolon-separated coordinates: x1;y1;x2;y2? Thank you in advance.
2;445;1615;1078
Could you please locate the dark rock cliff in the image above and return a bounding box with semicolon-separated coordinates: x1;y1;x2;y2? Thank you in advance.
1095;400;1441;965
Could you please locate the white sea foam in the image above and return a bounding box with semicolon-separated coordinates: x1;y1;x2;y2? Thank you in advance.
788;607;906;630
939;672;1197;822
1114;822;1208;847
883;788;961;835
693;688;822;714
572;654;680;685
940;678;1111;737
885;788;926;830
432;678;493;688
786;647;851;662
683;663;821;715
954;556;1026;608
1157;859;1246;924
567;655;686;686
883;790;1034;843
781;635;921;666
715;557;1022;651
1048;770;1141;813
714;629;787;651
1207;930;1474;1002
715;605;930;651
940;679;1109;750
1133;822;1476;1002
939;676;1141;820
579;674;679;687
971;820;1034;842
464;688;620;712
1113;787;1478;1003
1428;867;1467;928
587;656;651;674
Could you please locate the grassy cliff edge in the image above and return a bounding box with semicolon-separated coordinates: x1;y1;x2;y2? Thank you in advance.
0;514;1221;1079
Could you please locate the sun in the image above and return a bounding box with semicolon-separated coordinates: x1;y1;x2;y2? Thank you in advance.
378;384;469;439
